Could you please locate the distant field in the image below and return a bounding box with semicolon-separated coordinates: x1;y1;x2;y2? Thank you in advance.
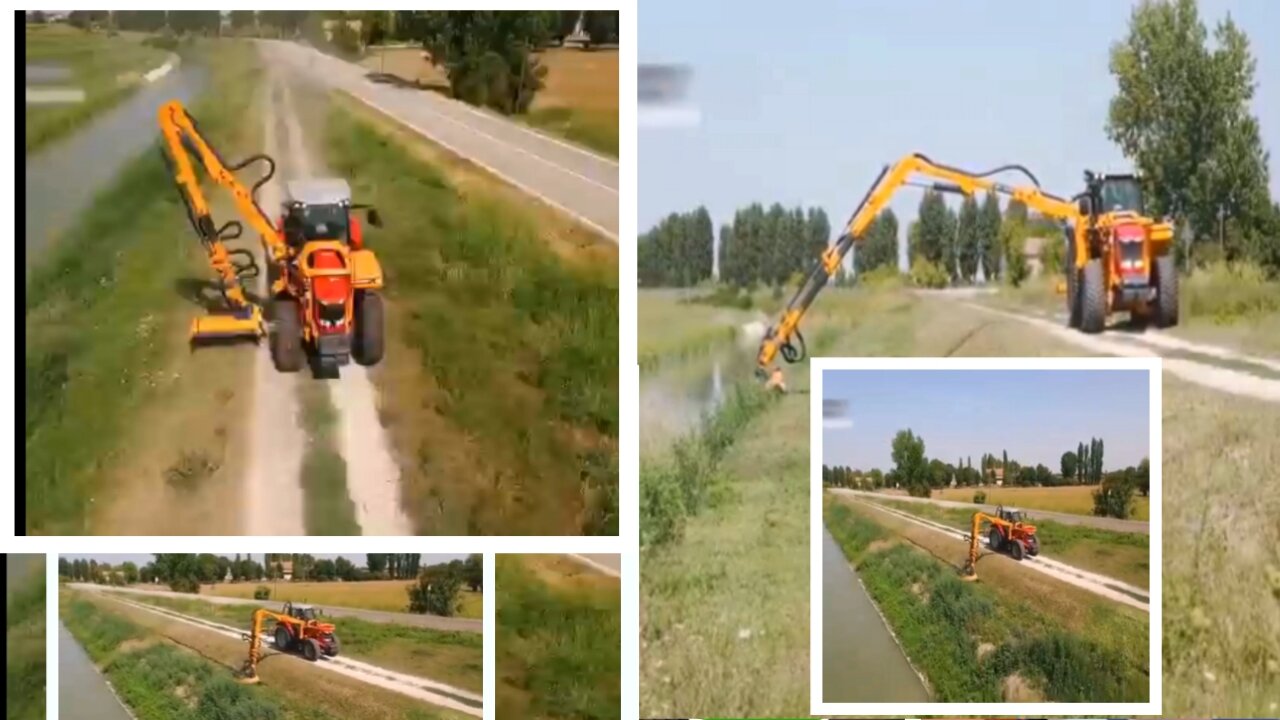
361;45;618;155
199;580;483;619
25;24;170;150
932;484;1150;521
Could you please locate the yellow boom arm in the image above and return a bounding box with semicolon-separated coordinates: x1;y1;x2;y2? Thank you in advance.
756;153;1081;374
158;99;285;339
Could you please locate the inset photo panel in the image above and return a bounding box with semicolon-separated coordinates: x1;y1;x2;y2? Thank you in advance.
811;357;1160;717
57;553;483;720
496;554;620;720
8;554;47;720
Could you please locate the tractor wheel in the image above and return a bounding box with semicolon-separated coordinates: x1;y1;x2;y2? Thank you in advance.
1079;258;1106;334
1065;231;1082;328
1025;535;1040;557
270;298;305;372
302;638;320;662
274;626;291;652
327;635;341;657
987;527;1003;552
1154;254;1179;328
353;291;384;367
1010;539;1025;561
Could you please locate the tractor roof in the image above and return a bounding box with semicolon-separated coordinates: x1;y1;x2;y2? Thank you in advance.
285;178;351;206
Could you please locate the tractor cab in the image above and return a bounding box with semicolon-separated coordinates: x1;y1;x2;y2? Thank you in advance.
281;179;381;248
282;601;318;622
996;505;1024;525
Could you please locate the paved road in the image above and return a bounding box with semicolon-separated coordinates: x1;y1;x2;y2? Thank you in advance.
256;40;618;241
70;584;482;633
831;489;1150;534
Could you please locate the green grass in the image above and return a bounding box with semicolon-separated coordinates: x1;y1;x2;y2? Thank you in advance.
524;106;618;156
62;597;145;658
297;380;360;535
25;25;171;151
825;499;1147;702
496;556;620;720
126;593;482;691
7;559;46;720
24;43;261;535
875;498;1150;588
323;99;617;534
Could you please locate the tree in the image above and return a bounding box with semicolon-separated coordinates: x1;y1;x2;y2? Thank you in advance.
856;209;899;275
1107;0;1274;269
912;191;952;266
121;561;139;585
230;10;255;32
1060;451;1077;481
1093;473;1136;519
581;10;619;47
976;192;1003;280
956;195;981;281
1136;457;1151;497
367;554;387;576
408;568;462;616
335;556;356;581
891;429;930;497
28;10;46;23
638;207;715;286
414;11;555;114
463;554;483;591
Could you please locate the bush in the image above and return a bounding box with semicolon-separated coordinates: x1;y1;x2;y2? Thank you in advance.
253;585;270;600
169;576;200;594
859;264;903;288
686;285;753;310
909;257;949;288
142;33;179;51
409;572;461;616
973;490;987;504
1092;477;1135;519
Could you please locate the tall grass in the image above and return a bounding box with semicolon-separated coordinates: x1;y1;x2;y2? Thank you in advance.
7;560;46;720
496;557;620;720
640;384;775;546
1183;260;1280;323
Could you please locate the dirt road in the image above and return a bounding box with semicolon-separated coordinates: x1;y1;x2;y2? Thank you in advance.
71;584;481;633
852;498;1150;612
830;488;1149;534
256;40;618;240
102;593;483;716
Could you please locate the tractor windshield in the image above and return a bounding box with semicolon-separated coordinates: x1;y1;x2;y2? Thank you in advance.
297;607;317;621
292;204;349;241
1100;178;1144;214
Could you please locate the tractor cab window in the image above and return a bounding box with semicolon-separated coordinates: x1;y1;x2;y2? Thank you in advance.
296;607;317;621
1100;178;1144;214
288;203;349;242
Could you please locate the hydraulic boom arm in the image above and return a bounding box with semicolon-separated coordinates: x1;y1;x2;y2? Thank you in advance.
756;153;1081;374
158;99;285;339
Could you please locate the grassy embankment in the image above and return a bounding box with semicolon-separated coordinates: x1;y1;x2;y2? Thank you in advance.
121;592;481;692
25;24;171;151
873;497;1150;588
361;46;619;156
639;283;1279;716
930;483;1151;521
25;41;262;535
636;288;761;371
7;557;46;720
61;591;467;720
200;580;483;619
825;496;1148;702
496;555;620;720
322;93;618;535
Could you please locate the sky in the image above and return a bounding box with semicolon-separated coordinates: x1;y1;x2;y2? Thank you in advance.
61;554;470;567
639;0;1280;269
821;369;1150;471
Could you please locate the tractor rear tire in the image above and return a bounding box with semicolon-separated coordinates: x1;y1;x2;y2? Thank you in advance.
274;626;291;652
1065;230;1082;328
353;291;384;367
1010;539;1025;561
302;638;320;662
1154;254;1179;328
270;298;305;372
988;527;1003;553
1080;258;1106;334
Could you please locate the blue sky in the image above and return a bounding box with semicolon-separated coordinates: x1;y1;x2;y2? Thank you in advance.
821;369;1150;471
640;0;1280;267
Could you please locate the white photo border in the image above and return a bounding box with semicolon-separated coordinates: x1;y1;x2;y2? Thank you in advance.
809;355;1162;717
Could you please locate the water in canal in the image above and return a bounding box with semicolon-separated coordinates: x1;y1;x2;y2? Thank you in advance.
25;60;209;266
639;342;757;455
59;621;137;720
822;527;930;702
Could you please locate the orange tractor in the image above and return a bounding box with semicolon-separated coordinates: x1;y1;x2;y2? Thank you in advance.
239;602;340;683
962;506;1040;579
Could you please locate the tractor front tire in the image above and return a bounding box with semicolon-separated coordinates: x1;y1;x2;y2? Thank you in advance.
1025;535;1040;556
1010;539;1026;561
302;638;321;662
1154;254;1179;328
988;527;1003;553
353;291;384;367
270;298;305;372
327;636;341;657
1080;258;1106;334
274;626;291;652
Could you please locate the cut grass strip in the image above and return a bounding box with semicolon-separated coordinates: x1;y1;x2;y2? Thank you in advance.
824;497;1147;702
24;43;261;534
297;379;360;535
496;556;620;720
